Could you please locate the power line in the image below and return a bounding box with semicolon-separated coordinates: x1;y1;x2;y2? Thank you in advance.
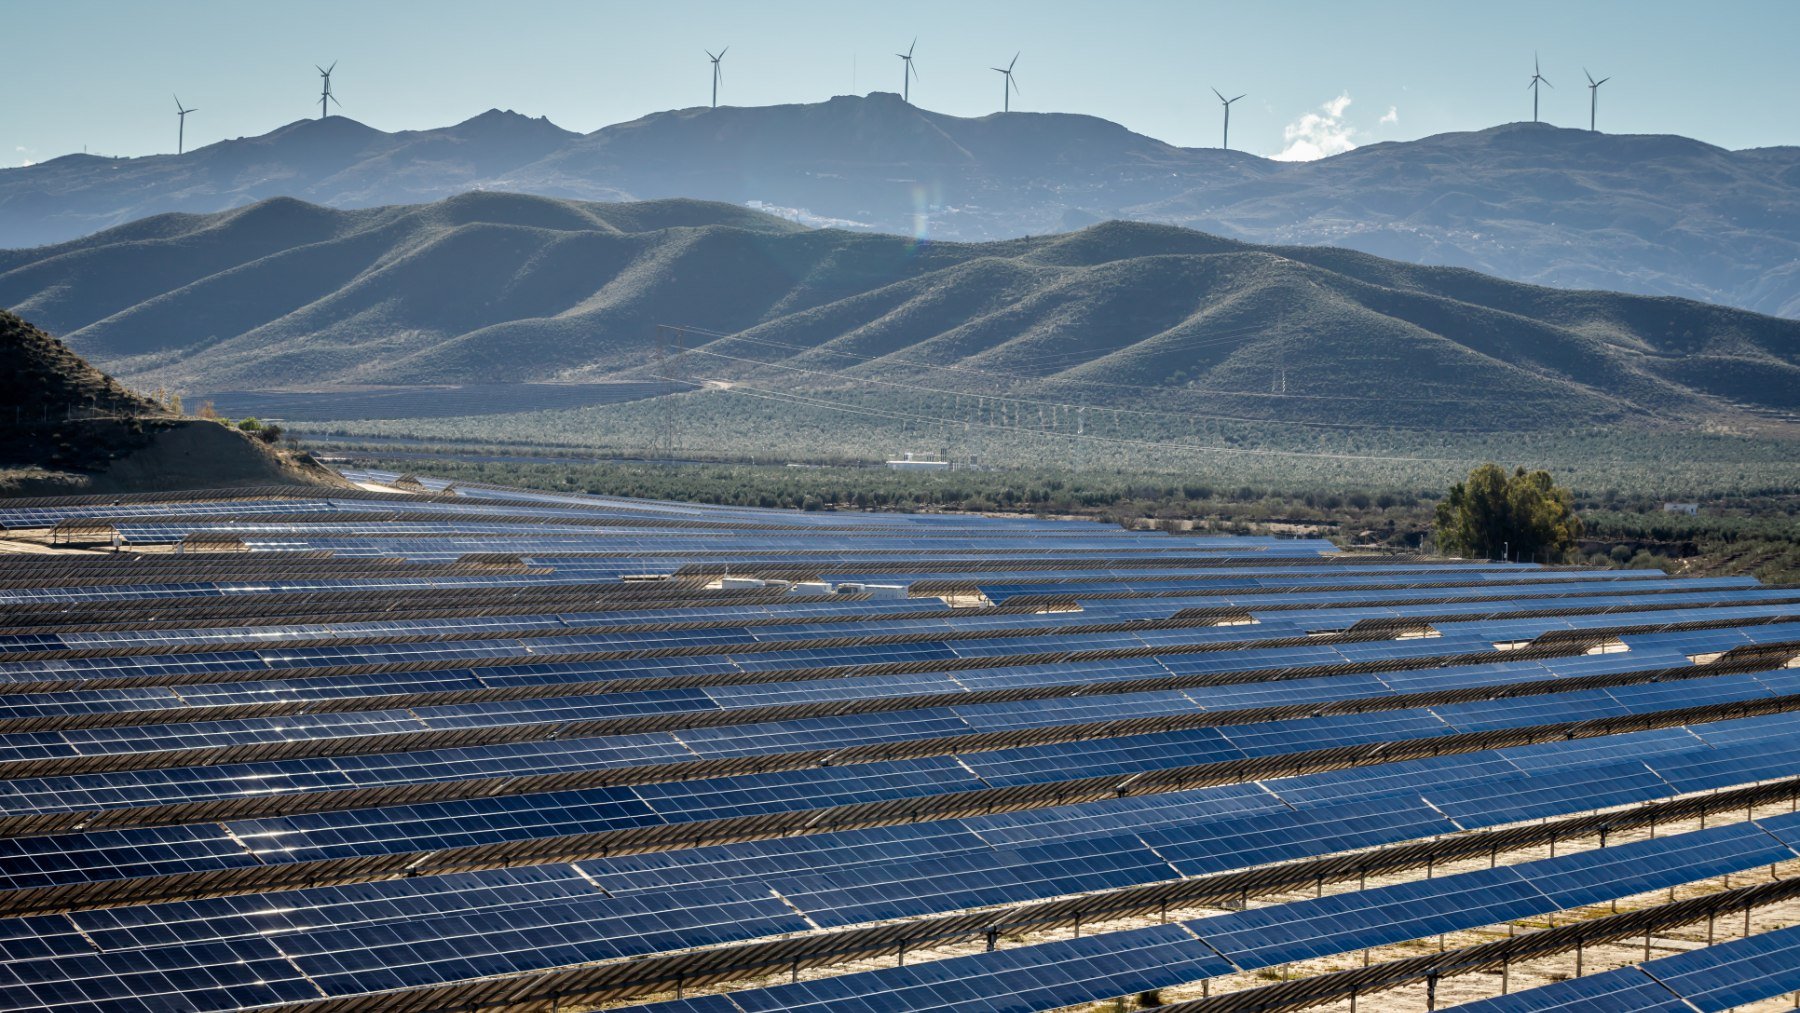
671;324;1482;406
671;343;1496;435
652;374;1464;465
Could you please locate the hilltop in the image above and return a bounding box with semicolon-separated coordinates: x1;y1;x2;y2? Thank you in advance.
3;193;1795;434
2;97;1797;315
0;309;346;496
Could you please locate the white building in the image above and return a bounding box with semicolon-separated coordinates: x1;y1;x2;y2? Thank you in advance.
886;451;949;471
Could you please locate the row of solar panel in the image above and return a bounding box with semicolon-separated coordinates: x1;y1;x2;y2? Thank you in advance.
1;563;1572;606
613;814;1800;1013
7;672;1800;892
3;598;1789;693
0;575;1766;653
4;645;1784;815
1448;921;1800;1011
3;622;1790;774
9;581;1793;665
9;485;1244;530
4;732;1794;1013
0;629;1703;762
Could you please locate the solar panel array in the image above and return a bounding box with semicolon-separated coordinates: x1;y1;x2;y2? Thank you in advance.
0;477;1797;1013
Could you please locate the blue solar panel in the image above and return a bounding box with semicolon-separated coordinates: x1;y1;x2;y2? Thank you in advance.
0;479;1794;1013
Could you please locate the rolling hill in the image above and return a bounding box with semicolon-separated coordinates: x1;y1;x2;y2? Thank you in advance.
3;96;1798;316
0;309;344;496
2;193;1795;434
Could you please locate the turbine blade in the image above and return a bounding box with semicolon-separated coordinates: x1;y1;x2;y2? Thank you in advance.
316;64;326;75
1585;67;1595;85
1542;77;1552;88
907;38;916;57
330;93;342;107
1212;87;1225;102
1598;77;1610;86
719;46;728;58
327;60;336;74
174;94;183;110
1232;94;1245;103
1008;52;1019;71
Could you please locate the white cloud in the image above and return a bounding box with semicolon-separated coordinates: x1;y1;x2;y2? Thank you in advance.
1273;92;1360;161
1380;106;1399;125
13;146;35;167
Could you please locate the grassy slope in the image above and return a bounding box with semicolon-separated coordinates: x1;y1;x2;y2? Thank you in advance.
2;194;1796;434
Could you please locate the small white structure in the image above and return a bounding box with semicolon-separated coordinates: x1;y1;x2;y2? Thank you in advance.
834;582;909;599
886;452;950;472
1662;502;1700;516
718;576;770;590
787;580;909;598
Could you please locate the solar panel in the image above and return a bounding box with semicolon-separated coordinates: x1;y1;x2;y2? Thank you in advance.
0;479;1794;1013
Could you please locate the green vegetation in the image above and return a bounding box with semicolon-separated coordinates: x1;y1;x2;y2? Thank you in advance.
1433;464;1584;563
230;417;284;444
301;386;1798;500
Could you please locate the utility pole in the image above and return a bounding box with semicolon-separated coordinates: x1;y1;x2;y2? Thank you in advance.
653;325;687;461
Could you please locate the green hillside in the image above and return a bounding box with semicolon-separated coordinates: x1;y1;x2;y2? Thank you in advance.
2;192;1796;433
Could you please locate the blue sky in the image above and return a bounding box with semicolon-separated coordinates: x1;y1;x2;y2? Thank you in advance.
8;0;1799;167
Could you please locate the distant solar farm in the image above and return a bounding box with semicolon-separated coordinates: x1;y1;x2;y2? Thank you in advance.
0;473;1798;1012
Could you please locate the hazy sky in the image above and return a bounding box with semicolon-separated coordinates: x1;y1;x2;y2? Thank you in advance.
8;0;1799;167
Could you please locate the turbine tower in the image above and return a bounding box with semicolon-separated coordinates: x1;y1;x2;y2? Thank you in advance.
173;95;196;155
707;48;727;108
1212;88;1245;149
991;53;1019;113
316;62;339;119
897;38;918;104
1527;54;1551;123
1584;68;1610;132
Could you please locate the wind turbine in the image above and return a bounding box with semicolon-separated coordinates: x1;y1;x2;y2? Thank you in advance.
1212;88;1245;149
897;38;918;104
706;48;727;108
991;53;1019;113
1527;54;1551;123
173;95;196;155
316;61;340;119
1584;68;1610;132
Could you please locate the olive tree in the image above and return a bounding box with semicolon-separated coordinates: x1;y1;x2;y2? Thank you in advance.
1433;463;1583;562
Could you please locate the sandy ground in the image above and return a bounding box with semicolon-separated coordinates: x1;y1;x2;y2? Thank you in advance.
0;538;98;554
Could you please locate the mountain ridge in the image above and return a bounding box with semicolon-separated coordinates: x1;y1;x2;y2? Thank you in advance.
2;193;1794;435
6;96;1796;316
